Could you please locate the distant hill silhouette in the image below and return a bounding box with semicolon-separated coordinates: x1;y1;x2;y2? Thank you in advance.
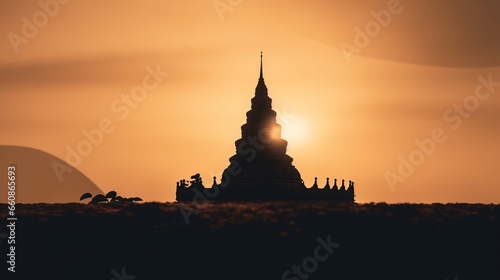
0;145;103;203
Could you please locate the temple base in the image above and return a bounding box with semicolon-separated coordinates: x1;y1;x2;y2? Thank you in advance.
176;182;355;202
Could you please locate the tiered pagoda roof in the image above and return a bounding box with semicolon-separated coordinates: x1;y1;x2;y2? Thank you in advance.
176;53;355;202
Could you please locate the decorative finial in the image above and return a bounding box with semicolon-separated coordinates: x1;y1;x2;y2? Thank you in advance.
340;179;346;191
260;51;263;80
255;51;268;96
311;177;318;189
324;177;331;190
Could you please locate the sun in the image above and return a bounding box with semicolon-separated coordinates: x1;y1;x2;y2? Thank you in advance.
280;117;309;145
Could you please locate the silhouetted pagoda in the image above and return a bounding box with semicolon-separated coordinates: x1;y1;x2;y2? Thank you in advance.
176;53;355;202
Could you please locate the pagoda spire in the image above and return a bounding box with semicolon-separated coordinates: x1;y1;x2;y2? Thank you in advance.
260;51;264;80
255;51;268;96
221;53;302;192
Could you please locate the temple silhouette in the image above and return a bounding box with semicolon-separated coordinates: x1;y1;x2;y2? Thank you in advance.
176;53;355;202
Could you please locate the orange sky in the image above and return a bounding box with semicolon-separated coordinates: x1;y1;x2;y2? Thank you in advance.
1;0;499;203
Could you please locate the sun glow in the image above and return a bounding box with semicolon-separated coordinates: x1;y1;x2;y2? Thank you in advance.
270;127;281;139
280;117;309;145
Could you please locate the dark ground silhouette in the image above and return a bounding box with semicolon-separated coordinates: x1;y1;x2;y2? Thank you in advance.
1;202;498;280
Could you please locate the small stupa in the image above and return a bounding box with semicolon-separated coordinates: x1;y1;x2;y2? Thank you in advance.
176;53;355;202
